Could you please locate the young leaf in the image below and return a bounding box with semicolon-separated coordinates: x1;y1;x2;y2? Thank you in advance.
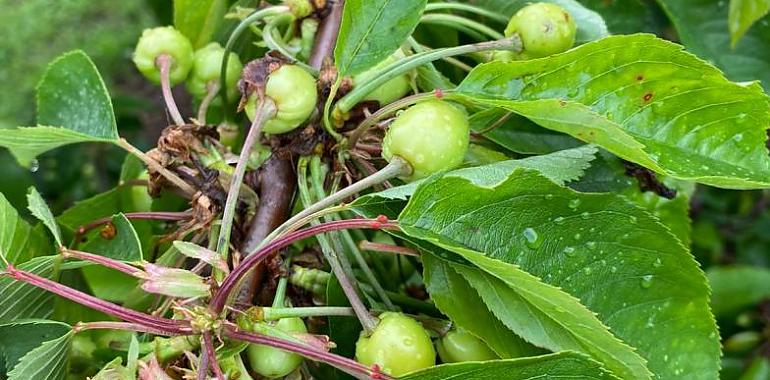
708;266;770;318
0;192;50;266
473;0;609;43
173;0;227;48
0;256;58;321
335;0;428;76
728;0;770;47
399;169;720;379
423;254;542;359
0;320;71;376
401;351;619;380
7;328;73;380
352;145;597;218
455;34;770;189
0;50;118;166
26;187;62;247
657;0;770;90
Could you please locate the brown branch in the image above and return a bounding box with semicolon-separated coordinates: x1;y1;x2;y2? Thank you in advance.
309;0;345;70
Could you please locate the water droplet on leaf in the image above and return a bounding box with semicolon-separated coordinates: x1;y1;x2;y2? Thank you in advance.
523;228;541;249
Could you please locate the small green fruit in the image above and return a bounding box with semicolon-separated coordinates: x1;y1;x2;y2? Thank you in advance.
133;26;194;85
246;317;307;378
504;3;577;59
187;43;243;100
382;100;469;180
355;312;436;376
245;65;318;134
353;51;412;106
436;328;498;363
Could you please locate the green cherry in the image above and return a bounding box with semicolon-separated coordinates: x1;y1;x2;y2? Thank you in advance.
504;3;577;59
436;328;498;363
245;64;318;134
133;26;194;85
381;100;470;180
353;50;412;107
355;312;436;376
187;42;243;100
246;317;307;378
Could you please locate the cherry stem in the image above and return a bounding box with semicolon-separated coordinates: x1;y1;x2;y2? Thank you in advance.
474;111;513;135
73;321;175;336
336;36;522;113
210;218;399;313
197;81;221;124
200;332;225;380
61;248;142;276
347;91;439;148
408;37;472;72
73;211;191;247
261;306;356;320
264;13;318;75
156;54;186;126
424;2;509;23
3;264;192;335
358;241;421;257
421;13;505;40
116;138;197;196
215;96;277;270
309;157;394;311
222;322;389;380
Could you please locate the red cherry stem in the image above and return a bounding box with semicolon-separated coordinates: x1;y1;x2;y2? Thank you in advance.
156;53;186;126
200;331;225;380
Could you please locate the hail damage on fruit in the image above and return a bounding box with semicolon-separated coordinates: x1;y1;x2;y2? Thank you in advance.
0;0;768;379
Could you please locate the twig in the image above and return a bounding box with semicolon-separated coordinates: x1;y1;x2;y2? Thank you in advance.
309;0;345;69
116;139;197;196
201;332;225;380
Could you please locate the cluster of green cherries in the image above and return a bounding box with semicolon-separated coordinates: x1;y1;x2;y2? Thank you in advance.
131;2;575;377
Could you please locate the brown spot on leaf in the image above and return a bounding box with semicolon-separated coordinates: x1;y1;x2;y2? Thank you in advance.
642;92;653;103
636;74;644;81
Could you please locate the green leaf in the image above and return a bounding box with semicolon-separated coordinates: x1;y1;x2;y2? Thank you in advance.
657;0;770;91
335;0;428;76
708;266;770;318
90;357;132;380
0;193;49;267
0;320;71;377
0;50;118;166
173;0;227;48
426;244;650;379
728;0;770;47
576;0;657;35
7;324;73;380
423;254;542;358
473;0;609;43
456;34;770;189
36;50;117;140
80;213;142;262
57;187;127;232
399;169;719;379
352;145;597;218
401;352;619;380
26;187;62;247
0;256;58;321
0;126;115;167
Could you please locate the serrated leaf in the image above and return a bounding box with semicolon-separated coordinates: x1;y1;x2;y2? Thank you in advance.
0;256;58;321
173;0;227;48
423;245;650;379
708;266;770;318
0;126;115;168
401;352;619;380
7;327;72;380
36;50;117;140
91;357;132;380
423;254;542;358
455;34;770;189
0;319;70;377
352;145;597;218
335;0;428;76
728;0;770;46
399;169;720;379
26;187;62;247
657;0;770;91
0;192;49;267
473;0;609;43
